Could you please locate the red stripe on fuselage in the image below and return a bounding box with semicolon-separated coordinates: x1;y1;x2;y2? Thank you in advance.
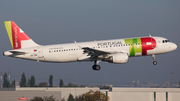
141;37;156;55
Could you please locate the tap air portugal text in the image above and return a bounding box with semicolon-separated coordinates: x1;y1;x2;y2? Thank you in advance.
3;21;177;71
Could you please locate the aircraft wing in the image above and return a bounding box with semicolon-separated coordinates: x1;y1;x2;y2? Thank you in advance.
82;47;111;57
79;46;128;61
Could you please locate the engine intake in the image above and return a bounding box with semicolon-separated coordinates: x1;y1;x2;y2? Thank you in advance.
104;53;129;64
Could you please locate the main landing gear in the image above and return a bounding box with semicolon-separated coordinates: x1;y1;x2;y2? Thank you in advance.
92;60;101;71
152;54;157;65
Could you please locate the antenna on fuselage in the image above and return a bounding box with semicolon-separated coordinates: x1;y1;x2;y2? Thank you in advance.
149;34;152;37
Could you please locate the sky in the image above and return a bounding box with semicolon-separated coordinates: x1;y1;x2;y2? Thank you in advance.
0;0;180;87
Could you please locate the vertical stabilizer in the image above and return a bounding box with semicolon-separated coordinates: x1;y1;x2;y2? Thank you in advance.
4;21;40;49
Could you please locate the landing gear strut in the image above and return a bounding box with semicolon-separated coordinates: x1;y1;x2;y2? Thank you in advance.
92;60;101;71
152;54;157;65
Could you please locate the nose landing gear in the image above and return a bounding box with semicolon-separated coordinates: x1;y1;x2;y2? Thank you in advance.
152;54;157;65
92;60;101;71
153;61;157;65
92;65;101;71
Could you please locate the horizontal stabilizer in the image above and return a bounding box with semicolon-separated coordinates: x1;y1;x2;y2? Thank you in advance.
3;51;27;56
9;51;27;55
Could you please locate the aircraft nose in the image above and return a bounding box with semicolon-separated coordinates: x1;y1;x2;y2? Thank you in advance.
172;43;177;50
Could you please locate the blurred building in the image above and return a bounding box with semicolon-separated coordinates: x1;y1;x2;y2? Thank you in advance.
132;81;139;87
162;81;170;88
0;87;99;101
0;87;180;101
108;87;180;101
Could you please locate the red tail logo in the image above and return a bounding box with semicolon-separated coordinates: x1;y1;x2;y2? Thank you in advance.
11;21;30;49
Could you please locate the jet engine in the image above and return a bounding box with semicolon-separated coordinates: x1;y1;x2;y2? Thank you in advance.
104;53;129;64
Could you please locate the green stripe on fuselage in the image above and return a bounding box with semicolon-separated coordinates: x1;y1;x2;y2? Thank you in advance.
125;38;142;56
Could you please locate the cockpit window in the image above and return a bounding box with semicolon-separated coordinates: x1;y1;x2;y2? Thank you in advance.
162;40;170;43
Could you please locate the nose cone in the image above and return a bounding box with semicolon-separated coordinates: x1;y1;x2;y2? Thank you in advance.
171;43;177;51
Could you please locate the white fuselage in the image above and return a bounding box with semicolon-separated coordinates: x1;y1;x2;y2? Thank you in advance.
4;36;177;63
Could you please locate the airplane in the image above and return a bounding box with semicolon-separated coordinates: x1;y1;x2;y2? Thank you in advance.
3;21;177;71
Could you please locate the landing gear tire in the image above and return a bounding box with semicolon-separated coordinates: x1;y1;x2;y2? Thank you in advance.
92;65;101;71
92;65;96;70
153;61;157;65
152;55;157;65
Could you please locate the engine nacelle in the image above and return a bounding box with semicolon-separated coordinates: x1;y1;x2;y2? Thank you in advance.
104;53;129;64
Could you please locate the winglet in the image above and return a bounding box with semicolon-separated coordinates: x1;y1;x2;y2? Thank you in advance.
78;45;83;49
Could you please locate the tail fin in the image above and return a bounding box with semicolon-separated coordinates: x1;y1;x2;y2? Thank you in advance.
4;21;40;49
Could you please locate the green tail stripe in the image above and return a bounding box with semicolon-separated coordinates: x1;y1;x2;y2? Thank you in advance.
4;21;13;49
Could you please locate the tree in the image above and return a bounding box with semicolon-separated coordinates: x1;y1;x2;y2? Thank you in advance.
20;72;26;87
27;79;31;87
30;96;44;101
67;94;75;101
66;83;78;87
3;73;10;88
79;85;86;87
44;95;56;101
77;90;109;101
30;95;56;101
59;79;64;87
49;75;53;87
38;82;48;87
75;95;84;101
11;80;15;88
30;75;35;87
